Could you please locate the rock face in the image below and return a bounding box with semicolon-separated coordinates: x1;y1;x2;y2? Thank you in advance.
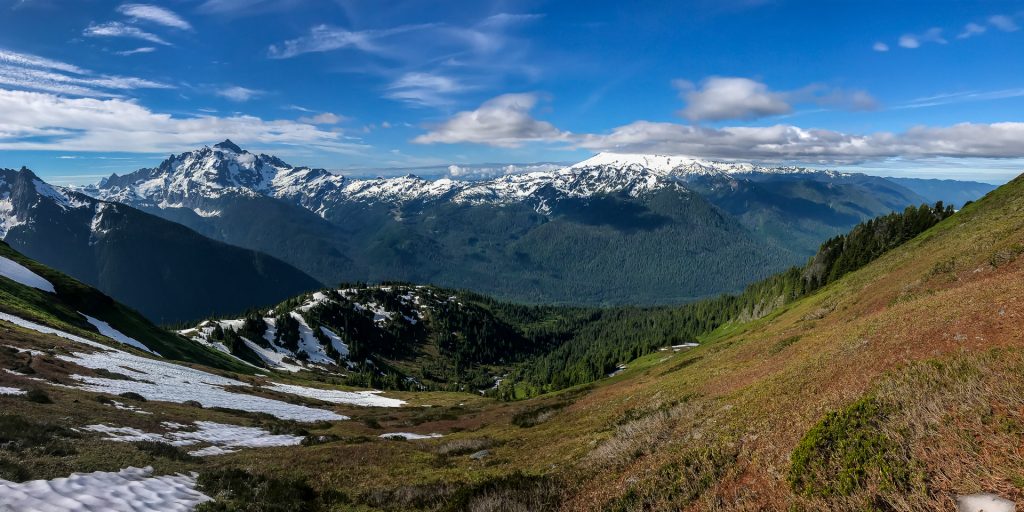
957;493;1016;512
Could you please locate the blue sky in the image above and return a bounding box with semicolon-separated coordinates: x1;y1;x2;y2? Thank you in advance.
1;0;1023;184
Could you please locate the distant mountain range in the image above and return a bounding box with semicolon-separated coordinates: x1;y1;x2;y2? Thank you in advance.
0;167;320;323
78;142;945;307
884;177;997;207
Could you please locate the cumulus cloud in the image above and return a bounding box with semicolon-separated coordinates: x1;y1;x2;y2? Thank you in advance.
297;112;345;124
412;91;1024;163
84;21;170;45
675;77;791;121
673;77;876;122
899;27;946;49
446;162;563;179
872;41;889;52
117;4;192;30
574;121;1024;163
0;88;364;154
412;93;568;147
216;86;262;102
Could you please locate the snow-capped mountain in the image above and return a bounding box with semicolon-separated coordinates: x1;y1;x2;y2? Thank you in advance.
0;167;320;323
71;141;932;309
85;142;856;220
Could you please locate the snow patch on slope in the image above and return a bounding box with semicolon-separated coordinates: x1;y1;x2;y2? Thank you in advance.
86;420;305;457
0;466;211;512
266;382;406;408
81;313;159;355
0;311;347;421
0;255;55;292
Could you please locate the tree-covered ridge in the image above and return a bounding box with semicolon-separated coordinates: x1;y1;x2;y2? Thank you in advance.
185;203;954;397
497;202;956;397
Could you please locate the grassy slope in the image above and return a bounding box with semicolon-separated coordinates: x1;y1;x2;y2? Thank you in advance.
540;174;1024;509
247;173;1016;510
0;241;252;373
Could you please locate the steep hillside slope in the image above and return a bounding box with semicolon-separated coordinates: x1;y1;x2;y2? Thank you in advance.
538;176;1024;510
0;167;322;323
0;241;247;370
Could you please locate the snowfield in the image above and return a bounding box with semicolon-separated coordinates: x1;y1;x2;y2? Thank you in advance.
266;382;406;407
81;313;159;355
0;311;348;421
0;255;55;292
86;421;305;457
0;466;211;512
379;432;443;440
0;385;26;395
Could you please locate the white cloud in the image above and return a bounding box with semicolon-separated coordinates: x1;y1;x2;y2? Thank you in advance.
115;47;156;56
267;14;542;108
898;27;946;49
199;0;300;15
267;24;430;59
446;162;561;179
216;86;262;102
117;4;191;30
989;14;1020;32
872;41;889;52
673;77;876;122
0;88;365;154
413;93;567;147
897;88;1024;109
0;48;170;97
0;49;85;74
411;92;1024;162
385;72;466;107
675;77;791;121
297;112;345;124
84;21;170;45
574;121;1024;163
957;22;987;39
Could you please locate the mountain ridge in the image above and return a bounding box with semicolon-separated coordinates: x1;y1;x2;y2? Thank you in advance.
0;166;322;323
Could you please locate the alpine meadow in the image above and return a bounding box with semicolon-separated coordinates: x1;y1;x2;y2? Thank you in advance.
1;1;1023;511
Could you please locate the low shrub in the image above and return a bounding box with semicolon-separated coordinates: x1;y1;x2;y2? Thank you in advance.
0;457;31;482
788;396;912;498
195;468;347;512
25;389;52;404
136;441;196;461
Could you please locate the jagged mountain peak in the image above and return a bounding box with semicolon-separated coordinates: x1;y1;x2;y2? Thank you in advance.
84;147;864;221
213;139;243;153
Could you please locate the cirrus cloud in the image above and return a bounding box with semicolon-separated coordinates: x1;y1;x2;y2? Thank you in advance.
117;4;192;30
84;21;170;45
0;88;365;155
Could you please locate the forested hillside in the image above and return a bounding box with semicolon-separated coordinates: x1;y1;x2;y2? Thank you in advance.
496;201;957;397
189;202;955;399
